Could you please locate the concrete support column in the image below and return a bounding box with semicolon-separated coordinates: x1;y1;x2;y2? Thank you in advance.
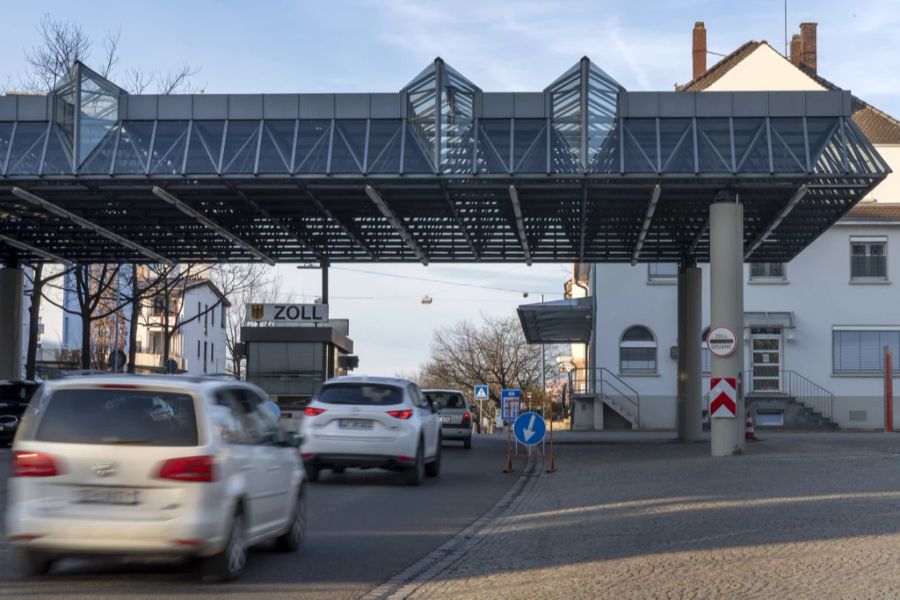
677;263;703;441
710;202;745;456
0;266;25;381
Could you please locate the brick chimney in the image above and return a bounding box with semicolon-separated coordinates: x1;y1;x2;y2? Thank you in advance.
789;34;802;66
692;21;707;80
799;22;817;73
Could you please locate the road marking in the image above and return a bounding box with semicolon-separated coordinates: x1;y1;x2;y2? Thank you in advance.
361;456;543;600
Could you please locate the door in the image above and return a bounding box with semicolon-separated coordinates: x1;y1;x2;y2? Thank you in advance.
751;328;782;393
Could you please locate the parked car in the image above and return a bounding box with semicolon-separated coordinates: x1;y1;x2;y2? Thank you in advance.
424;389;473;449
0;381;40;446
301;376;441;485
6;375;307;582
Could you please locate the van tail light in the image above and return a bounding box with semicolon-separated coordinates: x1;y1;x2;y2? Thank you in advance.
12;451;61;477
157;455;216;482
462;411;472;425
387;409;413;419
305;407;326;417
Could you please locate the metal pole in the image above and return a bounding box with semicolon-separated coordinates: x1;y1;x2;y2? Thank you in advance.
321;258;330;305
710;201;745;456
885;345;894;433
677;262;703;441
0;264;24;381
540;293;546;398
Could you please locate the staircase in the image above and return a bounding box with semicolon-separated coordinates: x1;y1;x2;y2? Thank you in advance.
569;368;641;430
744;370;839;430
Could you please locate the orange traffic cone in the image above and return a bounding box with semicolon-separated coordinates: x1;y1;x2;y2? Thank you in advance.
745;411;758;441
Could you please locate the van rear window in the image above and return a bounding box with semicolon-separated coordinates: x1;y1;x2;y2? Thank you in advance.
34;389;198;446
316;384;403;406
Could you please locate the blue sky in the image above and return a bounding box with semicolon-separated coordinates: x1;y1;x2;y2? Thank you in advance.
3;1;898;375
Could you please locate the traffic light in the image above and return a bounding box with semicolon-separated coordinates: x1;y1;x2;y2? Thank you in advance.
338;354;359;370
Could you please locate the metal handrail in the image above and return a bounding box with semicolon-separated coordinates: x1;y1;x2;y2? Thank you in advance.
744;369;835;421
568;367;641;427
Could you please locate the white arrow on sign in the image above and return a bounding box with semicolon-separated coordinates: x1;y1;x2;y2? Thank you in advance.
523;414;536;442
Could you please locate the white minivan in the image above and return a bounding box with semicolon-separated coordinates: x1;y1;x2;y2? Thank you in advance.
6;375;307;582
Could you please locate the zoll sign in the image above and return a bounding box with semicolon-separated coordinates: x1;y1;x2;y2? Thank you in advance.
246;303;328;323
709;377;737;418
707;326;737;358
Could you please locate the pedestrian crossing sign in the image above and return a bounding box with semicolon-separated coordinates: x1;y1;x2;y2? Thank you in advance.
474;385;489;401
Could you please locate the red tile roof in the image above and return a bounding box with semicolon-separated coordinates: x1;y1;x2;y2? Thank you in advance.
843;203;900;222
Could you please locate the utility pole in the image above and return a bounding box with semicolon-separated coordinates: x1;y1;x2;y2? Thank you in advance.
540;293;546;397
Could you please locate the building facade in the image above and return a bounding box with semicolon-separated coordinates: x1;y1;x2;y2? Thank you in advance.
581;22;900;431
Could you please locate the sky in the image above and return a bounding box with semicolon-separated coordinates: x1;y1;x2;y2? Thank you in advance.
3;0;898;375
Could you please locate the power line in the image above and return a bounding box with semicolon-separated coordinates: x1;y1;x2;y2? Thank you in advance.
329;266;561;296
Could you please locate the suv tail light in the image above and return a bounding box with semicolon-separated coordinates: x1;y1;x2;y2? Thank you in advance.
157;455;216;482
462;411;472;425
387;409;413;419
12;451;61;477
305;407;326;417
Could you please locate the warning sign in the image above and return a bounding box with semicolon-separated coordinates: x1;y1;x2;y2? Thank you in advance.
709;377;737;418
707;326;737;358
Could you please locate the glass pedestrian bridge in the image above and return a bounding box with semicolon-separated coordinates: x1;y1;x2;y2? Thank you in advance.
0;58;889;265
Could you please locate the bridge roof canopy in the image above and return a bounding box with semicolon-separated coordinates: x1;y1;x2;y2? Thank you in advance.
0;57;890;265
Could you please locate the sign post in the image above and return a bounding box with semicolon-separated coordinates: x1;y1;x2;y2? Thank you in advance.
501;388;522;472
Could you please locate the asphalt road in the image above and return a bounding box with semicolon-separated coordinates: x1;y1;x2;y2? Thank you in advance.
0;435;514;599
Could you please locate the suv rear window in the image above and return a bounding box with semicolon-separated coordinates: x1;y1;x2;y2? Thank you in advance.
34;389;198;446
425;392;467;409
316;384;403;406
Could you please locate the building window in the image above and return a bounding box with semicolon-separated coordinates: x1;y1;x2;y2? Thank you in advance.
749;262;785;281
204;304;209;331
197;340;201;358
833;329;900;374
221;306;226;328
620;325;657;374
850;237;887;281
647;263;678;283
211;343;214;362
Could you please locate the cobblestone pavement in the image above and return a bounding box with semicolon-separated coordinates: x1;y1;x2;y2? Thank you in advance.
403;433;900;599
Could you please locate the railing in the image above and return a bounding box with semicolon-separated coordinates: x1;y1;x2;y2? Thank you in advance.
743;370;835;422
568;367;641;427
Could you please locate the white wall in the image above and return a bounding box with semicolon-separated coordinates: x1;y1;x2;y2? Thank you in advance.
705;45;826;92
180;285;227;376
866;146;900;204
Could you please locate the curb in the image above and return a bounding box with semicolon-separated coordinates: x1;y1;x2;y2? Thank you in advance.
361;455;544;600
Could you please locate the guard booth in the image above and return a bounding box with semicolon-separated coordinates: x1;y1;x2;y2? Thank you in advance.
240;303;355;424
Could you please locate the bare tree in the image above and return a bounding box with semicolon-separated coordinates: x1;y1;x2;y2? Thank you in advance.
416;316;562;406
213;265;281;378
23;263;70;379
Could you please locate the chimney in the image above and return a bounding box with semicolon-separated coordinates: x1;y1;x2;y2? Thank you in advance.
789;34;802;66
799;22;817;73
692;21;707;80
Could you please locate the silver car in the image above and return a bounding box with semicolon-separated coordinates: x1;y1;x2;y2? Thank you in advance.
424;389;473;449
6;375;307;582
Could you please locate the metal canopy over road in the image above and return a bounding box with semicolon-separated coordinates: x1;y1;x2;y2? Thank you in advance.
0;58;890;265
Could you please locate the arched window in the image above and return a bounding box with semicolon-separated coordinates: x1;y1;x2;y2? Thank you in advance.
620;325;657;373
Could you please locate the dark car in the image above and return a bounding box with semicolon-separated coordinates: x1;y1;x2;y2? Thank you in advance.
0;381;40;445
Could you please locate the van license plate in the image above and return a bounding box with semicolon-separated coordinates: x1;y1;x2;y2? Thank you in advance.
338;419;373;429
440;416;452;424
74;488;141;506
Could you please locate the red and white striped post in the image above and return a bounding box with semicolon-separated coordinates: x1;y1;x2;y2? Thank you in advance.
885;346;894;433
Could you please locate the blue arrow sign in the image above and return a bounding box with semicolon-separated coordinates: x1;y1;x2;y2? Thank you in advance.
513;411;546;446
474;385;489;401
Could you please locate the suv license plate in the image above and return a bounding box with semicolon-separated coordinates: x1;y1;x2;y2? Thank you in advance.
339;419;373;430
74;488;141;506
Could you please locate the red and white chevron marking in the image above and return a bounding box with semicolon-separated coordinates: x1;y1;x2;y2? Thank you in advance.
709;377;737;418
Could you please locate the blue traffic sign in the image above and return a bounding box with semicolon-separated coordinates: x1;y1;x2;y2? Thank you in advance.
501;389;521;420
513;411;546;446
474;385;489;401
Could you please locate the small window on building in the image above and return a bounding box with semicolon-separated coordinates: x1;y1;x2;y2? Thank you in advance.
197;339;201;358
211;343;214;362
647;263;678;283
620;325;657;374
850;237;887;281
749;262;785;281
198;301;201;318
221;305;226;328
204;304;209;330
833;328;900;374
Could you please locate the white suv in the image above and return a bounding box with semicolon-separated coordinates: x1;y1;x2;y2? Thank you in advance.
301;376;441;485
6;375;307;582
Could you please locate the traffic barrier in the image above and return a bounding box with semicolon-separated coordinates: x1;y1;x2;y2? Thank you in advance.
745;410;758;441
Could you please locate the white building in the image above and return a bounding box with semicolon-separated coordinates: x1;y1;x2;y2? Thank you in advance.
57;267;228;376
578;22;900;431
